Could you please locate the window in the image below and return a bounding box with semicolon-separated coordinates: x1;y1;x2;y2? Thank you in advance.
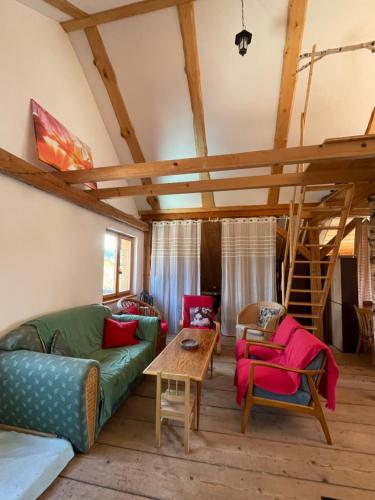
103;230;134;298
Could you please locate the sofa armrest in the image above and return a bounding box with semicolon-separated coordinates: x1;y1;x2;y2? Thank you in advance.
0;351;100;453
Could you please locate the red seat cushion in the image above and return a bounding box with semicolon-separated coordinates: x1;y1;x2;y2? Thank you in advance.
160;320;169;334
103;319;139;348
235;339;281;361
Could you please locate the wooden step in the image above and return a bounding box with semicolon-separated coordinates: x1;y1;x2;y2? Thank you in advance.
292;275;328;279
290;289;324;293
298;225;343;230
292;313;321;319
288;302;324;306
297;244;335;247
294;262;330;266
305;184;351;191
308;207;342;212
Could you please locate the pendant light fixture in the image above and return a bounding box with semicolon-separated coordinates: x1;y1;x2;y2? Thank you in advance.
235;0;252;56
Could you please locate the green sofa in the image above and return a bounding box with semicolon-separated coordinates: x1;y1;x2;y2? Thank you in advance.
0;304;160;452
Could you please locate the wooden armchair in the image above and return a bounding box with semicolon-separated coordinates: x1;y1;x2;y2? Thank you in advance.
240;341;332;445
354;305;374;365
236;301;285;341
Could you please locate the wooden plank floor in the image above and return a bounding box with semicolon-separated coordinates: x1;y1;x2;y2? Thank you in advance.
42;337;375;499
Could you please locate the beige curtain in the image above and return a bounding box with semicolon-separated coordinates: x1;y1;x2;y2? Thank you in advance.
221;217;276;336
355;220;372;307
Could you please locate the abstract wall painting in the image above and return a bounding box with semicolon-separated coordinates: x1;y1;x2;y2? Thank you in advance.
31;99;96;189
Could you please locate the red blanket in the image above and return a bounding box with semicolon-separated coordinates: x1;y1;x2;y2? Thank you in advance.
235;315;301;360
235;328;339;410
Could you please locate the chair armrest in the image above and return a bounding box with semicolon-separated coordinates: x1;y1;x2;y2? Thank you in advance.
250;359;325;376
0;351;100;453
244;340;286;358
242;325;274;340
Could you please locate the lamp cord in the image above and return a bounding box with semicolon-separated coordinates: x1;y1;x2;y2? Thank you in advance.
241;0;246;30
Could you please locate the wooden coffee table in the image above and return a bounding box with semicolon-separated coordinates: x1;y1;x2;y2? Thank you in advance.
143;327;218;430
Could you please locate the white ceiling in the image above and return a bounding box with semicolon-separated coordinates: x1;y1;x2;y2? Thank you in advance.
18;0;375;211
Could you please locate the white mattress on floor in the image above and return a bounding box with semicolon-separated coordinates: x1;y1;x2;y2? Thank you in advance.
0;430;74;500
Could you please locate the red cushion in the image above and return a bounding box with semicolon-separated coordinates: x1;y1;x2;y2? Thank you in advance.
235;339;281;361
124;304;141;315
160;320;169;334
103;319;139;348
183;295;214;328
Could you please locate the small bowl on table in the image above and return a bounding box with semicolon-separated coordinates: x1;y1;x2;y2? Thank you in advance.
180;338;199;351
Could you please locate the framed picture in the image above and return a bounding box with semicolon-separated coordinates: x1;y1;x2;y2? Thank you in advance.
31;99;96;189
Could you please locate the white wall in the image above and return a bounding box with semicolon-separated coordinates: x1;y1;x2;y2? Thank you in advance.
0;0;144;336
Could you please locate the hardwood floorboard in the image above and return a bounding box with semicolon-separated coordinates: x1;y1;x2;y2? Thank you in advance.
44;339;375;500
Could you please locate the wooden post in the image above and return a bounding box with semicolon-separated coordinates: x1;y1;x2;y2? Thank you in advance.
143;223;152;290
368;194;375;348
309;228;324;339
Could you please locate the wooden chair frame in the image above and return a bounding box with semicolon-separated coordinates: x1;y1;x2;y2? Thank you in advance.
354;305;374;366
241;341;332;445
155;371;197;453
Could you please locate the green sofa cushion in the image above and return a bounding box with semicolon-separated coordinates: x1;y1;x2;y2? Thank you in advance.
0;324;45;353
26;305;111;358
90;341;153;427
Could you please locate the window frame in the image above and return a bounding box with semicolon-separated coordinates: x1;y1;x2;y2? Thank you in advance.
102;229;135;300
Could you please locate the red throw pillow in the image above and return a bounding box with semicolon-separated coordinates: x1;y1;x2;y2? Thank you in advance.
103;319;139;348
124;304;141;315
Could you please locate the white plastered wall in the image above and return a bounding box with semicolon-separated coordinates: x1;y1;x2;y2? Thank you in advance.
0;0;144;336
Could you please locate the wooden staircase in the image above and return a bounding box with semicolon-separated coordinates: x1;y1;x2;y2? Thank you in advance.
281;184;354;338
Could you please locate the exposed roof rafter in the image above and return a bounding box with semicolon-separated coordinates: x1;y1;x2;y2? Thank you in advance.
61;0;195;32
42;0;160;210
177;1;214;208
268;0;308;205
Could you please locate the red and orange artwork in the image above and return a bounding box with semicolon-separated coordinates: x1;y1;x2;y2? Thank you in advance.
31;99;96;189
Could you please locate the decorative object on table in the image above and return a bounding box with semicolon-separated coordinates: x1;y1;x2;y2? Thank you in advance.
235;0;252;56
236;301;285;341
180;338;199;351
181;295;221;353
31;99;96;190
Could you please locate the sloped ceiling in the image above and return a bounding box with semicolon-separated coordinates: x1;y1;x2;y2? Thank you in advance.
17;0;375;211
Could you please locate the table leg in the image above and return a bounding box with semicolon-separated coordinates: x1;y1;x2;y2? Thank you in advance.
196;381;202;431
210;352;214;378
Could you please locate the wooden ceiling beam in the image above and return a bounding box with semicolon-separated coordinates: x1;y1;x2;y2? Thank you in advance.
140;204;368;221
177;1;214;208
268;0;308;205
56;135;375;184
89;166;375;199
42;0;159;210
61;0;194;32
41;0;86;18
0;149;149;232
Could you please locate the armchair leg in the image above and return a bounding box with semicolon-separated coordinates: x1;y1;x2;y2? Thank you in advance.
309;379;333;445
355;335;362;354
241;398;253;433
